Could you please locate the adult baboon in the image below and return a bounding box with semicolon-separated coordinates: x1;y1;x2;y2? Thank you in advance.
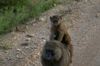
41;40;71;66
50;15;73;63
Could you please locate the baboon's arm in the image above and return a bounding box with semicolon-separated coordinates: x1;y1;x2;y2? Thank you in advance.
50;32;54;40
57;31;64;41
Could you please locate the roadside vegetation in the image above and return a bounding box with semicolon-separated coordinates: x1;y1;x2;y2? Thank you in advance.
0;0;62;35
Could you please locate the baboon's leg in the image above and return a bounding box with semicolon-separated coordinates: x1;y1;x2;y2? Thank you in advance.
61;34;71;49
69;44;73;63
54;36;58;40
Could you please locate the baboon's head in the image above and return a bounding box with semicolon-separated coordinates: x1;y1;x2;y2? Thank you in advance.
42;40;62;61
50;15;62;26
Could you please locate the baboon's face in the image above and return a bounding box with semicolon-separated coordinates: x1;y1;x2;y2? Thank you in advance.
45;50;54;61
50;15;62;26
43;41;62;61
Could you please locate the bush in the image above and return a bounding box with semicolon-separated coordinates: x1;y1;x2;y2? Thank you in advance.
0;0;30;6
0;6;28;33
0;0;61;34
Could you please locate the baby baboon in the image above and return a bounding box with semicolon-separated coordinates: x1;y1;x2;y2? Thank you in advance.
50;15;71;48
50;15;73;63
41;40;71;66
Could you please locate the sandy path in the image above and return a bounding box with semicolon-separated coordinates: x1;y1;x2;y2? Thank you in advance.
0;0;100;66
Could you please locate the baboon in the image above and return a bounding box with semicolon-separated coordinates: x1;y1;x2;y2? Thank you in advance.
50;15;73;63
41;40;71;66
50;15;71;48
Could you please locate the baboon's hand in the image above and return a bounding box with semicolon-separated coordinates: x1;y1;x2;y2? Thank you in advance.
57;31;64;41
50;32;54;40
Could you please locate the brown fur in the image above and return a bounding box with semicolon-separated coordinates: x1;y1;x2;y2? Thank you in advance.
50;15;71;47
41;40;71;66
50;15;73;63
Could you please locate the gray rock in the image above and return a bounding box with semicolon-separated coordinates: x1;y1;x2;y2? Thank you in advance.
16;49;20;51
27;34;35;37
26;38;31;41
39;18;45;21
21;42;29;46
96;13;100;17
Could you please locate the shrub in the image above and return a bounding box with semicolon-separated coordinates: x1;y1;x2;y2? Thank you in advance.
0;0;61;34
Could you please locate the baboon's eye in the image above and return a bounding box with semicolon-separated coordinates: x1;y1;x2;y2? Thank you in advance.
53;20;58;25
53;20;58;23
51;53;54;56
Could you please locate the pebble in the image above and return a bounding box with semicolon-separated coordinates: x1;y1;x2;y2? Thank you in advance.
27;34;35;37
39;36;44;39
16;55;19;58
14;37;17;39
17;49;20;51
37;52;40;56
4;51;8;53
98;50;100;53
39;18;45;21
43;39;46;42
54;4;56;7
96;13;100;17
33;24;35;26
81;12;84;15
25;47;29;49
92;57;96;60
16;55;23;59
43;31;45;33
33;19;36;23
26;38;31;41
16;52;19;54
21;42;29;46
85;0;87;2
47;26;50;28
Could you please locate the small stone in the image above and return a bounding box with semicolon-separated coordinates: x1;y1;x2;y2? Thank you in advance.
14;37;17;39
27;34;35;37
26;38;31;41
85;0;87;2
21;42;29;46
19;56;23;59
39;36;44;39
16;55;19;58
92;57;96;60
47;26;50;28
17;49;20;51
16;52;19;54
37;52;40;56
25;47;29;49
4;51;8;53
81;12;84;15
33;19;36;23
43;31;45;33
98;50;100;53
33;24;35;26
96;13;100;17
39;18;45;21
54;4;56;6
43;39;46;42
11;32;16;35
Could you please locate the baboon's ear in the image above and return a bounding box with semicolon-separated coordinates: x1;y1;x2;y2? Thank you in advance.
59;16;62;19
54;49;62;61
59;15;64;19
50;16;52;20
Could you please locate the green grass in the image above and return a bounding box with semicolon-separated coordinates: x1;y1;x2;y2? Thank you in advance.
56;8;64;15
67;3;73;9
1;44;12;50
0;6;28;34
0;0;62;35
65;16;68;23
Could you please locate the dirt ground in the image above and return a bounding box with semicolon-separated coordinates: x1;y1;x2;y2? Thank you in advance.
0;0;100;66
